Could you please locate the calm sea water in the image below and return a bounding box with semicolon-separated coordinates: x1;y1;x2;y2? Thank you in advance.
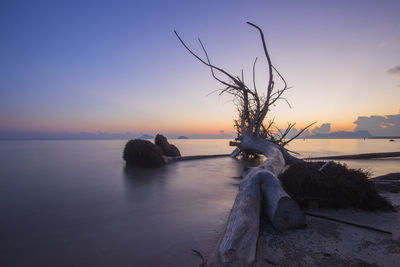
287;138;400;176
0;139;398;266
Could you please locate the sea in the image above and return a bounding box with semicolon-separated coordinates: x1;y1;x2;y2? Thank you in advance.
0;139;398;266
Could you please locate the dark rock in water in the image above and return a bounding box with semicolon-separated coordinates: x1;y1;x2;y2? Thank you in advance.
177;136;189;139
123;139;165;168
155;134;181;157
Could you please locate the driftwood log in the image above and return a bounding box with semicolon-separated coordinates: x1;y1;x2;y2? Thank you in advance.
308;151;400;160
167;154;230;162
215;137;305;266
370;173;400;193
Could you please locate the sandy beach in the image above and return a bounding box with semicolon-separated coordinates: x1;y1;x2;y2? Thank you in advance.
254;192;400;266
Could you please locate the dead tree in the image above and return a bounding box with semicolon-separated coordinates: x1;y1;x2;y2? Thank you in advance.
175;23;311;266
175;22;314;163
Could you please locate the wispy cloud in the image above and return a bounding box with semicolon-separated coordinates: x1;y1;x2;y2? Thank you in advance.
387;66;400;76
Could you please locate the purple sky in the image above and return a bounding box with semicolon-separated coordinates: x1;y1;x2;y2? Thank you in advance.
1;0;399;137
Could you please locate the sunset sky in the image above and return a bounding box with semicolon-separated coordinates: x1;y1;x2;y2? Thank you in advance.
1;0;400;137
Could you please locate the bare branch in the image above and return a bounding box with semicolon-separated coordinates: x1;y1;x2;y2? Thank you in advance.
252;57;258;94
281;121;317;147
174;30;243;90
279;122;296;141
272;65;287;91
247;22;274;137
197;38;242;90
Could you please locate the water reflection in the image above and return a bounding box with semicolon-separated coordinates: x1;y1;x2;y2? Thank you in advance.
124;164;171;184
1;139;398;266
119;157;243;266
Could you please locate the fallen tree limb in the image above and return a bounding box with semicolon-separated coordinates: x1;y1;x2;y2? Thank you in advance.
229;140;303;164
307;152;400;160
304;211;392;235
217;137;305;266
370;173;400;181
373;182;400;193
175;22;306;266
230;148;241;158
370;173;400;193
167;154;230;162
238;137;305;229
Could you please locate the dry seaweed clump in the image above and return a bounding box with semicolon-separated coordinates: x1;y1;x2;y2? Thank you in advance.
279;161;395;211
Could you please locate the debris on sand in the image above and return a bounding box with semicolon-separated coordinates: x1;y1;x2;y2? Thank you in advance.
279;161;395;211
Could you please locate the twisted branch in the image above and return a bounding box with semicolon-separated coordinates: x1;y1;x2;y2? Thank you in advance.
175;22;314;156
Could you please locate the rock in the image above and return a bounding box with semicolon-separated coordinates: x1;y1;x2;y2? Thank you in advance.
155;134;181;157
123;139;166;168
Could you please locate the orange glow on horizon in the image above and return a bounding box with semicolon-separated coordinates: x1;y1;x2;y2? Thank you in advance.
2;117;359;135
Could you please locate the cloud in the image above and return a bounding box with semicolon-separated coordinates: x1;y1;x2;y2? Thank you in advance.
387;66;400;76
354;114;400;136
251;113;400;139
301;129;310;137
311;123;331;135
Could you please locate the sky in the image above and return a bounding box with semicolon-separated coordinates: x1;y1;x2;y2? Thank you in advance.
1;0;400;138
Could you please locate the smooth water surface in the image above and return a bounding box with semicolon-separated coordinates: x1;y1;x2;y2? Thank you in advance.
0;140;241;266
287;138;400;176
0;138;398;266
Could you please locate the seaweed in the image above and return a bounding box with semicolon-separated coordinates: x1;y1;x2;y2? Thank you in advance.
279;161;395;211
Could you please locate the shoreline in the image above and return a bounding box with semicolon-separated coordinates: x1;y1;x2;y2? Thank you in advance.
209;178;400;266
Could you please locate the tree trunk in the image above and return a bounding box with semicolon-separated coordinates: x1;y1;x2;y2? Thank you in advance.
235;136;306;230
216;136;305;266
